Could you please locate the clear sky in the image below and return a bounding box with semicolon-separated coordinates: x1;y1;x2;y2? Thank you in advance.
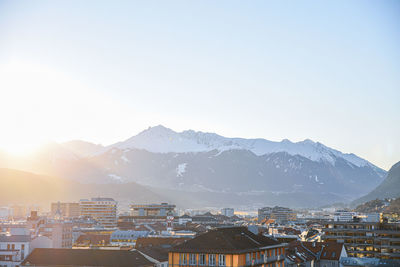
0;0;399;170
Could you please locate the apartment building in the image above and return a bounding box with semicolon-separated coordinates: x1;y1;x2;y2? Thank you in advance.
50;202;80;219
169;227;287;267
258;206;297;224
130;203;176;217
221;208;234;217
333;210;356;222
79;198;117;228
322;221;400;259
0;234;30;267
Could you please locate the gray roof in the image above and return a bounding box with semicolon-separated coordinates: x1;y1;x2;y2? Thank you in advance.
0;235;31;242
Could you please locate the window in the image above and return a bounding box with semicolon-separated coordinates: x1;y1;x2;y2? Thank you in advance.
246;253;250;263
189;254;196;265
199;254;206;265
180;254;188;265
218;254;225;266
209;254;216;266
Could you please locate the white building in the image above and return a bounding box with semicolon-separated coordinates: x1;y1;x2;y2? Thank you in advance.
0;235;30;267
221;208;234;217
334;210;356;222
79;198;117;228
365;213;380;223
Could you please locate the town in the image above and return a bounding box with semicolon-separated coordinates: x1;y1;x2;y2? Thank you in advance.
0;198;399;266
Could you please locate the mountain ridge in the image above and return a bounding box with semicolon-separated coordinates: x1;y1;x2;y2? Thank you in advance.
104;125;382;171
0;125;387;208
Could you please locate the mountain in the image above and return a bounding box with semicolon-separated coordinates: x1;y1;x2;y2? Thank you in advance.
0;125;387;208
110;125;379;169
353;161;400;205
61;140;105;157
0;168;165;209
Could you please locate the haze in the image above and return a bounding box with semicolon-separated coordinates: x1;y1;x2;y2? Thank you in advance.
0;0;399;170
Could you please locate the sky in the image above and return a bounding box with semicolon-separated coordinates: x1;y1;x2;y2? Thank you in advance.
0;0;399;170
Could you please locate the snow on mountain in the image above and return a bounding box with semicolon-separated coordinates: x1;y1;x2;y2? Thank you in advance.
110;125;374;168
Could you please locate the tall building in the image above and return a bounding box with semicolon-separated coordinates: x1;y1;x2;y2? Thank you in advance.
130;203;175;217
333;210;356;222
258;207;273;223
79;198;117;228
50;202;80;219
258;206;297;224
169;227;286;267
221;208;234;217
322;221;400;259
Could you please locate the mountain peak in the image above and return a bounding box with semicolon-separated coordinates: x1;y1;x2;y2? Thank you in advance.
141;125;175;135
108;125;381;170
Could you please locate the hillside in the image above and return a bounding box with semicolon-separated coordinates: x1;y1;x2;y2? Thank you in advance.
354;161;400;205
0;168;165;209
355;198;400;214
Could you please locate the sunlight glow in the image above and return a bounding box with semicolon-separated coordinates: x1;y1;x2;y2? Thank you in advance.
0;61;92;155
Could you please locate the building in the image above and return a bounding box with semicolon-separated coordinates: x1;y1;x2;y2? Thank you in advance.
169;227;286;267
50;222;73;248
79;198;117;228
10;205;27;220
130;203;176;217
110;230;149;247
365;213;381;223
0;207;11;220
323;221;400;259
50;202;80;218
285;241;347;267
258;207;273;223
21;248;155;267
221;208;234;217
178;215;192;225
340;257;400;267
0;234;31;266
333;210;356;222
258;206;297;224
136;237;190;267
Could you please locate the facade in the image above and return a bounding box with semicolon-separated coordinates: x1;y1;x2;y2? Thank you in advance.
79;198;117;228
50;223;73;248
130;203;176;217
136;237;190;267
50;202;80;218
333;210;356;222
258;207;297;224
169;227;287;267
322;221;400;259
110;230;149;246
221;208;234;217
0;235;31;267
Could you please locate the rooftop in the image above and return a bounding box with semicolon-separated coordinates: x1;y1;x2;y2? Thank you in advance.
170;227;283;253
22;248;154;267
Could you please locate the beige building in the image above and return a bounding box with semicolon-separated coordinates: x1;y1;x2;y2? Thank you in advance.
79;198;117;228
50;202;80;218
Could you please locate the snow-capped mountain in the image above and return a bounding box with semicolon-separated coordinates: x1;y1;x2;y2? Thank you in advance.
1;125;387;208
110;125;379;170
